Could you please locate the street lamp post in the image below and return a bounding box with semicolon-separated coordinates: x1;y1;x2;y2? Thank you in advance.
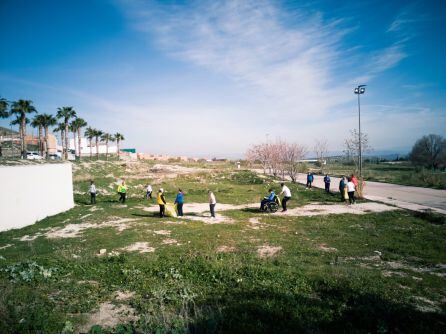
354;85;366;178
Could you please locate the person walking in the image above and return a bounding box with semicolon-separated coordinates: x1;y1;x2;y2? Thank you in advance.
175;189;185;216
324;174;331;193
279;183;291;212
146;184;153;200
117;180;127;203
89;180;97;205
339;176;347;202
306;172;314;189
208;190;217;218
347;177;356;204
157;188;167;218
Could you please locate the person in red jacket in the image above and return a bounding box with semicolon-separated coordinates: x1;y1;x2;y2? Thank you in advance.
351;174;359;188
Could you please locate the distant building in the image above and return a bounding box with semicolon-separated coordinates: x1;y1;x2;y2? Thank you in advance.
69;137;117;156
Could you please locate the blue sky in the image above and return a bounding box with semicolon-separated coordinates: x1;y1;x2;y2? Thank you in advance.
1;0;445;157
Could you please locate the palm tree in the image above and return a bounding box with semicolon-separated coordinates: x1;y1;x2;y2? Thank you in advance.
84;127;95;160
94;129;103;160
40;114;57;159
0;97;9;157
101;133;113;160
10;100;37;159
54;123;65;156
0;97;8;118
31;114;46;157
114;133;124;160
56;107;76;160
71;118;87;159
69;122;77;159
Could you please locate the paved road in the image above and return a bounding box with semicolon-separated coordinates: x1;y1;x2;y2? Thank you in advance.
255;170;446;214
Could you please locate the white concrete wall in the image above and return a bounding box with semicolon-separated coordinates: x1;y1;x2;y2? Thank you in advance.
69;138;117;155
0;163;74;231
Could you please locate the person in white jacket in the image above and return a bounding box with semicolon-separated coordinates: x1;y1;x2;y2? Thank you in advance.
89;180;97;205
208;190;217;218
347;177;356;204
279;183;292;212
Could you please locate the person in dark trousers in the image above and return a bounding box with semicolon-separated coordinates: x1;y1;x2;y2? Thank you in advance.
157;188;167;217
306;172;314;189
260;189;276;211
118;180;127;203
89;180;97;204
208;190;217;218
175;189;184;216
146;184;153;200
339;176;347;202
323;174;331;193
347;177;356;204
279;183;291;212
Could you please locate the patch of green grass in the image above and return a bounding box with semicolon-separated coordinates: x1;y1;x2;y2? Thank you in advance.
1;162;445;333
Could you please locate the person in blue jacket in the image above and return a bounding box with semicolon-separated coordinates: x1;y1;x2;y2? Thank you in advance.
323;174;331;193
174;189;185;216
260;188;276;211
306;172;314;189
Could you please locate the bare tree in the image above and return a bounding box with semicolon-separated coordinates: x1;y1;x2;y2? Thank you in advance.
245;143;270;174
314;138;328;172
283;143;307;182
343;129;373;171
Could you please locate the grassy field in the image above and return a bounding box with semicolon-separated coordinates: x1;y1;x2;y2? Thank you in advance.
315;161;446;189
0;160;445;333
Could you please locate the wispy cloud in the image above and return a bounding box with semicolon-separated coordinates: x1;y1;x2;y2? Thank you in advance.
121;1;410;113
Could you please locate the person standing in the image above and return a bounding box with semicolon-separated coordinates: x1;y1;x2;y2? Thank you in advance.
118;179;127;203
323;174;331;193
146;184;153;200
279;183;291;212
89;180;97;205
339;176;346;202
157;188;167;218
347;177;356;204
175;189;184;216
208;190;217;218
306;172;314;189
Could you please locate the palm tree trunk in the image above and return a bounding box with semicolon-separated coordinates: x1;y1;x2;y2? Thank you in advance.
95;138;99;160
106;140;109;161
77;129;82;160
117;139;120;160
44;127;49;159
21;115;26;159
64;123;69;160
89;139;92;159
72;130;77;159
38;126;43;156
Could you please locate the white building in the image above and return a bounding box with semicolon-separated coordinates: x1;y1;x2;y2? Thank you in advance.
69;137;118;156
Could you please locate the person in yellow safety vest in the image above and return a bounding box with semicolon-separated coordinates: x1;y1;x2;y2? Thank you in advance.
118;179;127;203
157;188;167;217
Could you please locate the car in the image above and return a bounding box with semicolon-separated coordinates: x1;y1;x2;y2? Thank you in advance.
26;152;43;160
48;153;61;160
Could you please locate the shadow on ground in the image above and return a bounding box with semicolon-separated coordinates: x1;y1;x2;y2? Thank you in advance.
188;285;446;333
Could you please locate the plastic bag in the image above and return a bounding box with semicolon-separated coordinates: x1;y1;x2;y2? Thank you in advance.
165;203;178;218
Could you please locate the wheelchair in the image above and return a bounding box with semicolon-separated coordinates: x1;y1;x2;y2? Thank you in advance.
260;196;281;213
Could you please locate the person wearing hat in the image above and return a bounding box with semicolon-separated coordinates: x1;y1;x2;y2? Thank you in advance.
157;188;167;217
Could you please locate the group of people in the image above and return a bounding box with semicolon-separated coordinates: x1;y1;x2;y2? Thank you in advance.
339;174;358;204
156;188;217;218
87;173;359;218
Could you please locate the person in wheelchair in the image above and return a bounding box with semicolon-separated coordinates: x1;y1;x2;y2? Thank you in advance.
260;188;280;212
